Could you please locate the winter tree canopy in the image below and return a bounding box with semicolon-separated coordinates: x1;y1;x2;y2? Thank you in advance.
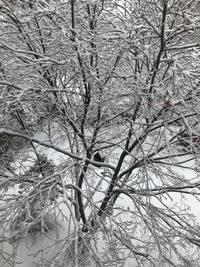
0;0;200;266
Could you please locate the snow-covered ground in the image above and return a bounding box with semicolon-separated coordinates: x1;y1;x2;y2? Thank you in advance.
1;123;200;267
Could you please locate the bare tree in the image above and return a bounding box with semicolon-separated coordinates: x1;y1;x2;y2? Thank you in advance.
1;0;200;266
